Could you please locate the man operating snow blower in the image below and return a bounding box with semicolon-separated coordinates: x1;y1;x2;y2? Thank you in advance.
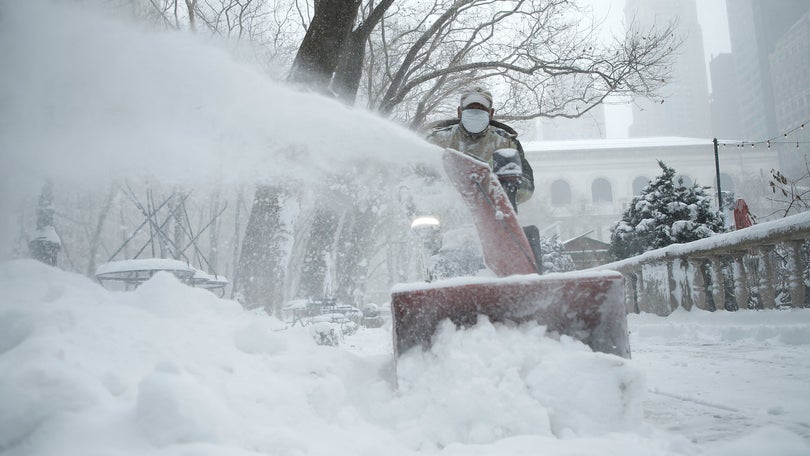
389;86;630;363
425;86;543;276
427;86;535;212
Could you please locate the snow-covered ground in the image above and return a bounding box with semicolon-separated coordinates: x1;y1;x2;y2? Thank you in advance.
2;260;809;456
2;3;810;454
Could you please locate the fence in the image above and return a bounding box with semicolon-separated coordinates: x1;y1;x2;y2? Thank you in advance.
599;211;810;315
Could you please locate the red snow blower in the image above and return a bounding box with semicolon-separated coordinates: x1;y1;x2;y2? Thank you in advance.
391;148;630;359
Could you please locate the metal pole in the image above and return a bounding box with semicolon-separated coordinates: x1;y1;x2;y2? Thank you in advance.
713;138;723;211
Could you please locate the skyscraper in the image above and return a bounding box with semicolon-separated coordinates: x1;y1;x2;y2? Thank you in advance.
625;0;712;138
725;0;810;140
709;53;742;140
769;9;810;136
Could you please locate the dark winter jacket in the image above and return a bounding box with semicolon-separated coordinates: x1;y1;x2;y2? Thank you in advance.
427;119;535;203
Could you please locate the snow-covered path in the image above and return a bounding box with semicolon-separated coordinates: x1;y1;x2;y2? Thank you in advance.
343;309;810;451
346;307;810;445
628;311;810;449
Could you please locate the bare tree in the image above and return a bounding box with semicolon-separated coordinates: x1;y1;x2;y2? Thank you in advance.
135;0;303;74
769;161;810;217
359;0;679;128
134;0;677;128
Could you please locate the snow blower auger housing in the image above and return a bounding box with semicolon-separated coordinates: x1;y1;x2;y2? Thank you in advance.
391;148;630;359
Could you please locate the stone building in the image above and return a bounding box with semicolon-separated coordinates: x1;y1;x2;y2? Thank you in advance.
518;137;782;243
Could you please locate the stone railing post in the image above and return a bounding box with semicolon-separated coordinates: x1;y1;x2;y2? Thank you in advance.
666;257;680;313
677;257;694;310
709;256;726;311
636;267;649;313
731;252;749;310
623;271;638;314
786;241;806;308
688;258;709;310
758;245;776;309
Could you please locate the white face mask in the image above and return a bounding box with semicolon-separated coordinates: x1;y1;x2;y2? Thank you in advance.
460;109;490;134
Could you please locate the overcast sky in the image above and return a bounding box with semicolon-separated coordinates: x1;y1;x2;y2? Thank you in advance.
590;0;731;137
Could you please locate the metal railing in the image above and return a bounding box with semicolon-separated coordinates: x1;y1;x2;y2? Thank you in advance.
598;211;810;315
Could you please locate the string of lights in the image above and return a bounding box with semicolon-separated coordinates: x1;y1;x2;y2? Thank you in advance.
716;119;809;149
711;119;809;211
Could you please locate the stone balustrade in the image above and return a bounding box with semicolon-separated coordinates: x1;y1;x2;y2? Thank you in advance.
598;211;810;315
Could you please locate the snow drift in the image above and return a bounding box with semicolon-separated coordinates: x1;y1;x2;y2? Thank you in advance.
0;259;648;455
3;261;809;455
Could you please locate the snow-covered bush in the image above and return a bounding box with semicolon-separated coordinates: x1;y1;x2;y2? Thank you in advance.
609;161;725;260
539;235;575;273
309;322;343;346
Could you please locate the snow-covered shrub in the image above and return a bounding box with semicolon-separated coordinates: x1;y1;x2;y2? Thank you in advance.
609;161;725;260
309;322;343;346
539;235;575;273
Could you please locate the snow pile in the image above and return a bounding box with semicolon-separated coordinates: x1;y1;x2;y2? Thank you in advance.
0;259;667;455
2;260;810;454
395;319;643;446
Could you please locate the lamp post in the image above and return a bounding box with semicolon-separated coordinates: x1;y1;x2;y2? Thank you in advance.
713;137;723;212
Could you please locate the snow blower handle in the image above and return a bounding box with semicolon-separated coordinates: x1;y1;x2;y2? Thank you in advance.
492;148;523;212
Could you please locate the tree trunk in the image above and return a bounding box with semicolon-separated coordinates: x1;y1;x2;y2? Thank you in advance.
298;202;339;299
332;31;367;103
208;190;221;273
333;206;376;307
236;186;287;314
287;0;360;89
332;0;395;103
230;188;244;299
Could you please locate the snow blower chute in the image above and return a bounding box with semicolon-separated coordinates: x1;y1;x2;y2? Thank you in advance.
391;148;630;359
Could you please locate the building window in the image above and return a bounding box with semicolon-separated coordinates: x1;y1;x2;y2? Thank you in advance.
632;176;650;195
592;178;613;203
550;180;571;206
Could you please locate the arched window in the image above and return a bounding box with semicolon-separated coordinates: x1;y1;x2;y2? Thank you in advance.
592;178;613;203
632;176;650;195
550;180;571;206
